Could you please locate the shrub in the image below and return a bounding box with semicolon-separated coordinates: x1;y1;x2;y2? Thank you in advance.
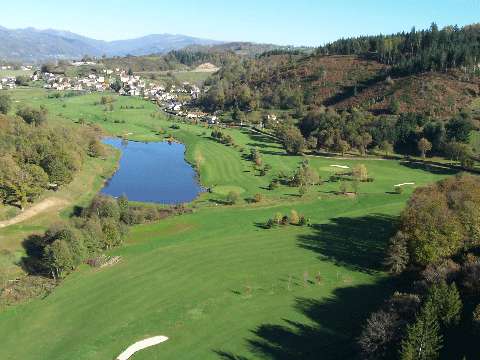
16;106;48;126
0;94;12;114
274;212;283;225
421;259;460;285
299;216;308;226
264;218;275;229
253;193;263;203
226;190;240;205
290;210;300;225
87;138;105;158
268;180;279;190
353;164;368;182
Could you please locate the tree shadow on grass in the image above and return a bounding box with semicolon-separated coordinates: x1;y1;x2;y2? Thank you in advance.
298;214;397;274
399;160;459;176
214;351;251;360
214;278;395;360
213;215;399;360
241;129;279;145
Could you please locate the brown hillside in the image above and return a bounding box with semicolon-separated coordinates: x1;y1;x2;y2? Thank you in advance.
247;54;480;118
335;70;480;118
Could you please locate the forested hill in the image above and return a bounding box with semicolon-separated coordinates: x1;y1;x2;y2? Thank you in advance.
317;23;480;75
199;23;480;119
100;42;308;72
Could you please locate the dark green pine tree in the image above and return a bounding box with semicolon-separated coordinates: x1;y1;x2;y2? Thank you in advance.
427;281;462;327
400;300;443;360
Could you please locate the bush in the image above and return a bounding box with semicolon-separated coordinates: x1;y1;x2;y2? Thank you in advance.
290;210;300;225
274;212;283;225
226;190;240;205
264;218;275;229
298;215;309;226
353;164;368;182
0;94;12;114
253;193;263;203
268;180;279;190
16;106;48;126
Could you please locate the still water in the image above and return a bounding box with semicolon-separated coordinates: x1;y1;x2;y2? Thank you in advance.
101;138;202;204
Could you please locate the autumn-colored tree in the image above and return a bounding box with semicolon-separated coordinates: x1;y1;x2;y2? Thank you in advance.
418;137;432;159
337;139;350;156
397;174;480;266
355;133;373;156
290;210;300;225
380;140;394;157
353;164;368;182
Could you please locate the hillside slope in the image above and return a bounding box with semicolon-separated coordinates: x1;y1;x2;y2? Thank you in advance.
203;52;480;118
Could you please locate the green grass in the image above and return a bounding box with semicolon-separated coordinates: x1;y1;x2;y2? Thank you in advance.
172;70;213;85
0;88;458;360
0;69;33;78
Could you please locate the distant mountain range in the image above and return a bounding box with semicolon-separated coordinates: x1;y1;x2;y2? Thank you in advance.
0;26;224;63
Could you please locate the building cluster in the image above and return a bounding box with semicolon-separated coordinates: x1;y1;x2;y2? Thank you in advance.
0;76;16;90
1;61;219;123
0;65;35;90
38;66;201;114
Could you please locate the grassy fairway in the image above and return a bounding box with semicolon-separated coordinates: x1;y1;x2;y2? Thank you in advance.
0;89;456;359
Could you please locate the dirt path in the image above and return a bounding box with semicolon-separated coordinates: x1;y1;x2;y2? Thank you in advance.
0;197;69;228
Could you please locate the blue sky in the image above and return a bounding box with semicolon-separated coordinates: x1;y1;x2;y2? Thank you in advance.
1;0;478;45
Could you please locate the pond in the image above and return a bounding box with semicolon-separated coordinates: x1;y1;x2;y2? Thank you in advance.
101;138;202;204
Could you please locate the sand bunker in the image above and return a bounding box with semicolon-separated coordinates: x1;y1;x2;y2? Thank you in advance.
116;336;169;360
394;182;415;187
330;165;350;169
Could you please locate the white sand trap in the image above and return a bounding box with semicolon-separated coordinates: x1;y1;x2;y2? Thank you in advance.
330;165;350;169
394;182;415;187
116;336;169;360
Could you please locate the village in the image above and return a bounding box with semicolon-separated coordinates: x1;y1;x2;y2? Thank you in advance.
0;61;222;124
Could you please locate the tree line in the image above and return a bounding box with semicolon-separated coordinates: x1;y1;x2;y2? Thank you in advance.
297;107;475;160
317;23;480;76
0;94;105;209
